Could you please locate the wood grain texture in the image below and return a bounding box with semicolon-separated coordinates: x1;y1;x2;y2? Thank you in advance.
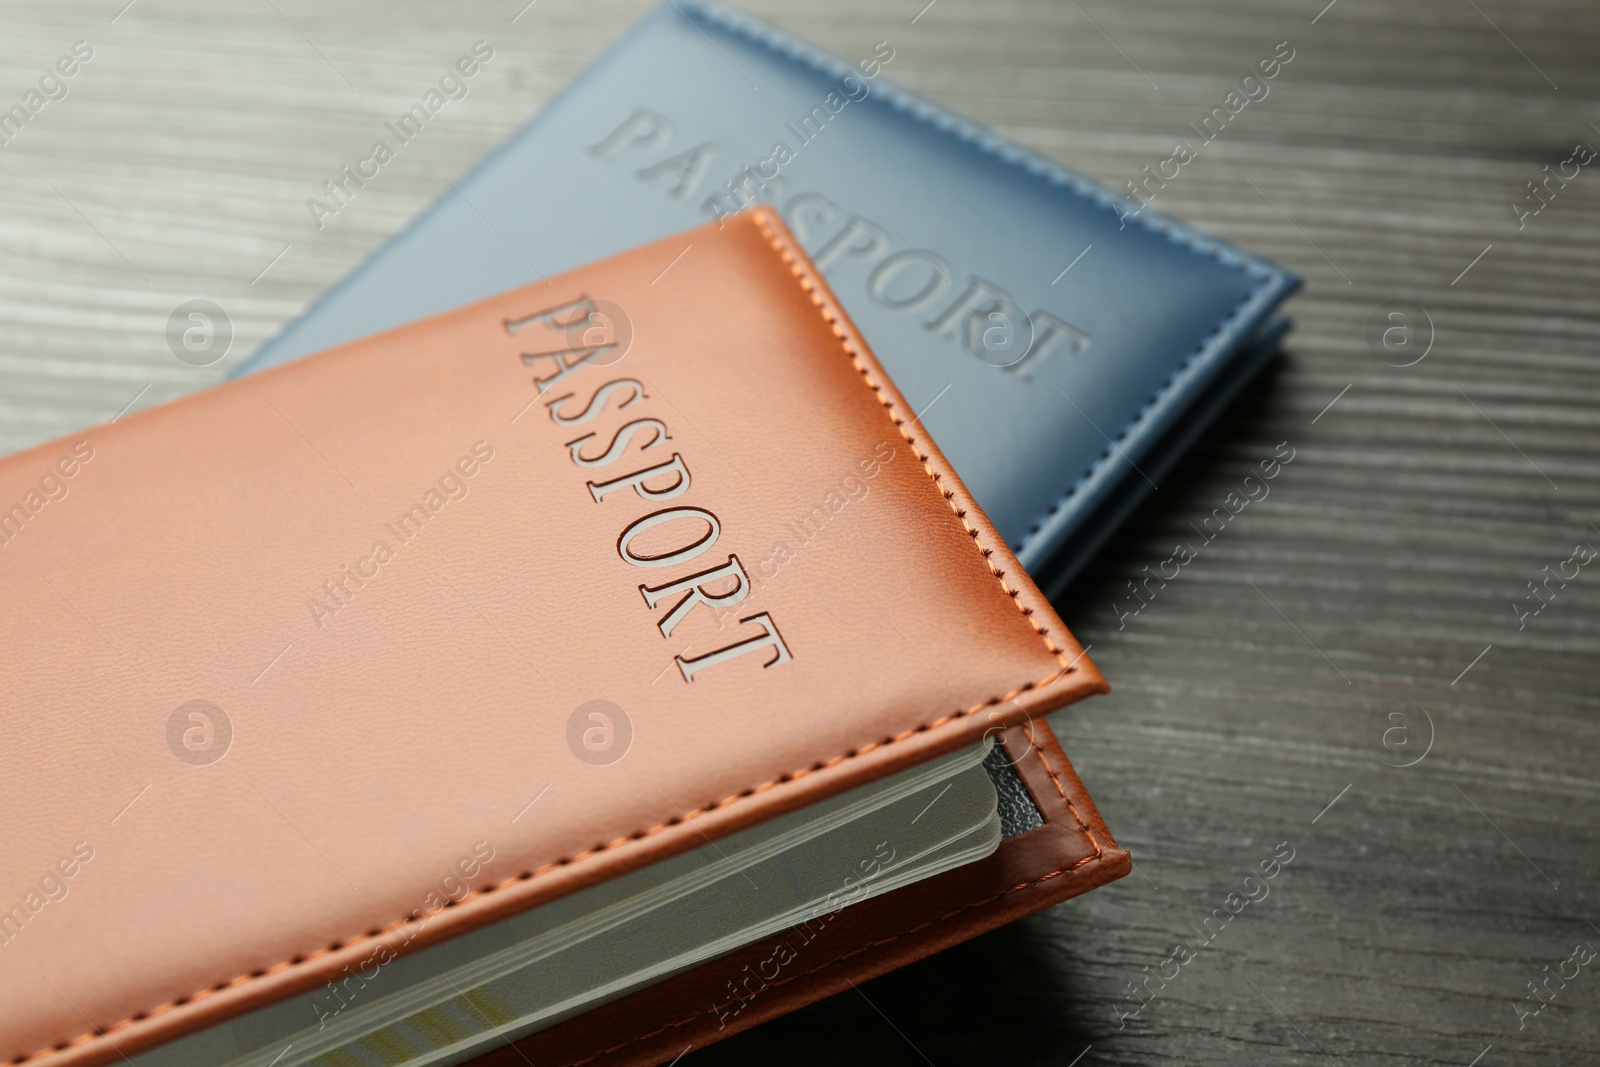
1;0;1595;1064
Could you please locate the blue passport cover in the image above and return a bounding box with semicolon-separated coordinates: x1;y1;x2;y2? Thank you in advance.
231;0;1298;585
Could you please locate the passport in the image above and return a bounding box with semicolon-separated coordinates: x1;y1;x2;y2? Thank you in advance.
230;0;1300;593
0;212;1126;1067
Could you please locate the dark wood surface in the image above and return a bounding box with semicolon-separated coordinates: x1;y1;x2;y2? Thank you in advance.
3;1;1596;1064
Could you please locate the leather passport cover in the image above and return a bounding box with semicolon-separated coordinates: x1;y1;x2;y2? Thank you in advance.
0;210;1117;1067
476;721;1127;1067
229;0;1300;590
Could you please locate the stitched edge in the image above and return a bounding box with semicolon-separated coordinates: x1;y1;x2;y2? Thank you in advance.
7;218;1090;1067
1012;288;1266;552
679;0;1288;559
750;211;1073;672
560;726;1110;1065
567;842;1113;1066
1017;720;1102;862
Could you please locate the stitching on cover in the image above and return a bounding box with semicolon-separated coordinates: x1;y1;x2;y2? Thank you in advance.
9;219;1088;1067
1018;720;1102;862
679;0;1282;557
1012;289;1262;551
568;844;1114;1066
750;211;1072;671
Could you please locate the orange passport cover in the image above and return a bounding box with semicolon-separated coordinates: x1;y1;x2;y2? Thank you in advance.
0;209;1122;1067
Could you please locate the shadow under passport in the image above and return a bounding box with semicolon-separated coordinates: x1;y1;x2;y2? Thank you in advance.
684;350;1292;1067
1050;347;1292;620
683;915;1094;1067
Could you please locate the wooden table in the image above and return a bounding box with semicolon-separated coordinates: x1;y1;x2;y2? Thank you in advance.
3;1;1595;1063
